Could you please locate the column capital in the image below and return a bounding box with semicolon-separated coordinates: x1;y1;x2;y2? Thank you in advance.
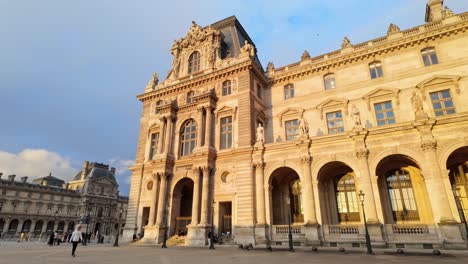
355;148;370;159
421;140;437;152
201;166;212;174
253;162;265;169
197;105;205;112
299;156;312;164
192;167;200;174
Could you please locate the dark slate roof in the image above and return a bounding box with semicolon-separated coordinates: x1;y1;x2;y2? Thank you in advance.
89;167;117;184
33;174;65;184
72;171;82;181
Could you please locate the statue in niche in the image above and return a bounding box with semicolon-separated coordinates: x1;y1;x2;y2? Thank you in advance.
341;37;352;49
240;40;255;57
351;104;362;127
411;91;424;115
298;117;309;137
256;123;265;143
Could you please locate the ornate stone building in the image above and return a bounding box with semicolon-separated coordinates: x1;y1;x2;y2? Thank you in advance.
124;0;468;249
0;161;128;241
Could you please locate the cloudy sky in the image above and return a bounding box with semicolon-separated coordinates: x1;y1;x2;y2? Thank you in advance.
1;0;467;195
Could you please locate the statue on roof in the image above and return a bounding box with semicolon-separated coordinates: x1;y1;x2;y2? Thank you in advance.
240;40;255;57
147;72;158;90
442;6;455;18
387;23;401;35
341;37;352;49
301;50;311;61
266;62;275;72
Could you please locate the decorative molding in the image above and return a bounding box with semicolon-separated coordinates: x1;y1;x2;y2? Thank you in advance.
277;108;305;126
355;149;370;159
387;23;401;35
421;140;437;152
315;98;349;120
415;75;462;100
362;87;400;110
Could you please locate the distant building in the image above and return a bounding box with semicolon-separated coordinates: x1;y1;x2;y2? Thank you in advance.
0;161;128;242
124;0;468;249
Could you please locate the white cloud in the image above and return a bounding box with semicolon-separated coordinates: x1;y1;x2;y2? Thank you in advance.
107;157;135;185
0;149;78;182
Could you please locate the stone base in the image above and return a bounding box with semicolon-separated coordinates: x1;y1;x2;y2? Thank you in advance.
142;225;166;244
185;225;209;246
303;223;321;246
254;224;268;245
368;222;386;248
438;223;466;249
121;227;137;243
233;225;255;245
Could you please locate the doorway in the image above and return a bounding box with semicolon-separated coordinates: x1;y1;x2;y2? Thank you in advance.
219;202;232;234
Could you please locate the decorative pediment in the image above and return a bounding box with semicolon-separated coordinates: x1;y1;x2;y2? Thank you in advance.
316;98;349;120
148;121;161;131
362;88;400;110
416;75;461;99
215;105;238;121
277;108;305;125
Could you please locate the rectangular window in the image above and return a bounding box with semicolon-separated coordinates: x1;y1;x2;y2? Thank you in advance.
324;75;336;90
369;62;384;79
149;133;159;160
220;116;233;150
422;48;439;66
326;111;344;134
256;84;262;98
374;101;396;126
284;84;294;99
430;90;456;116
222;81;232;96
285;119;299;141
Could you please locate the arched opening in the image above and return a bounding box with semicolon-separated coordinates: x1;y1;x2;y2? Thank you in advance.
188;51;200;74
34;220;43;234
68;222;75;232
447;146;468;220
94;222;101;236
46;221;54;235
8;219;19;234
22;219;32;232
318;162;359;225
179;119;197;157
57;221;65;233
376;154;431;224
170;178;194;236
270;167;303;225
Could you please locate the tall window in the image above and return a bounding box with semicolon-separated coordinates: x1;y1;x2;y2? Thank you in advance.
326;111;344;134
220;116;232;149
324;74;336;90
369;61;384;79
155;100;162;114
336;173;360;222
374;101;396;126
284;84;294;99
290;180;304;223
386;169;419;222
285;119;299;141
430;90;455;116
180;120;197;156
188;51;200;74
421;47;438;66
149;133;159;160
186;91;195;104
256;84;262;98
222;80;231;96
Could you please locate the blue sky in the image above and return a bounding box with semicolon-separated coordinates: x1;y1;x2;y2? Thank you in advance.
1;0;467;195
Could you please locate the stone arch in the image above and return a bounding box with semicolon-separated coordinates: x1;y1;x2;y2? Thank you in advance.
317;161;359;225
375;154;433;224
169;177;195;236
311;156;360;182
34;220;44;234
57;221;65;232
445;146;468;221
369;147;425;178
439;141;468;172
265;161;303;187
8;219;19;233
21;219;32;232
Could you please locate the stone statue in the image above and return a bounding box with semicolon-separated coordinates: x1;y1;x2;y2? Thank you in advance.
147;72;158;89
387;23;400;35
240;40;255;57
411;91;424;114
266;62;275;72
256;123;265;143
341;37;352;49
298;117;309;137
443;6;455;18
301;50;311;61
351;104;362;127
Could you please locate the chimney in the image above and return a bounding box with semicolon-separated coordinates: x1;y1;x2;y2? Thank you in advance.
110;167;116;175
425;0;444;22
81;160;89;179
21;176;28;183
8;174;16;182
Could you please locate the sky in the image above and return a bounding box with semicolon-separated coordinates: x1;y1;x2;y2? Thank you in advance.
1;0;467;195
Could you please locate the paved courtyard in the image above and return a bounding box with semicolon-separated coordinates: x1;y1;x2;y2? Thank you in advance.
1;242;468;264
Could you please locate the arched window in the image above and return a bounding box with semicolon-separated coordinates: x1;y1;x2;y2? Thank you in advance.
421;47;438;66
386;169;419;221
335;173;360;222
186;91;195;104
284;84;294;99
180;120;197;156
8;219;19;232
324;74;336;90
369;61;384;79
188;51;200;74
222;80;231;96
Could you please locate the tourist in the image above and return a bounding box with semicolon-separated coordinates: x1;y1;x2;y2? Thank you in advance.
48;232;54;246
69;225;83;257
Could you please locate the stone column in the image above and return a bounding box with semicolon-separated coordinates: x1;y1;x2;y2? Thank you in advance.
3;219;10;234
300;156;318;224
355;149;379;223
164;116;174;155
422;141;456;223
199;167;211;225
191;167;201;225
196;106;204;148
205;106;213;148
254;162;266;225
155;173;168;226
17;219;24;234
147;174;159;226
157;117;166;154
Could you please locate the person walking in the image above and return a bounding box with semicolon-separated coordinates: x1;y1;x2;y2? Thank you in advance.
48;232;55;246
69;226;83;257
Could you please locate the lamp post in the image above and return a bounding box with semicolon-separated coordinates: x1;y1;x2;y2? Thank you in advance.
359;190;373;255
286;195;294;252
452;185;468;242
210;201;215;250
113;208;123;247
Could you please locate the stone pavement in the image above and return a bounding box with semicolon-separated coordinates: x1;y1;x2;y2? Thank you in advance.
1;241;468;264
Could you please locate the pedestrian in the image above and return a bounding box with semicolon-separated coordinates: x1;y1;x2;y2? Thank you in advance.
207;231;212;247
20;232;25;242
69;225;83;258
48;232;55;246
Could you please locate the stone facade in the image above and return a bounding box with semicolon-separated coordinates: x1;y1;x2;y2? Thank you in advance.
0;161;128;242
124;1;468;249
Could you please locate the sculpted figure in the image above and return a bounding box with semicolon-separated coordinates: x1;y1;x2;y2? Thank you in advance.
341;37;352;49
256;123;265;143
351;104;362;127
240;40;255;57
411;91;424;114
147;72;158;89
298;117;309;136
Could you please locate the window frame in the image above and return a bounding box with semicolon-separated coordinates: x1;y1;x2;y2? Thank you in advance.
326;111;345;134
186;91;195;104
284;84;295;100
369;61;384;79
188;51;201;74
324;74;336;90
220;116;233;150
335;173;360;223
385;169;420;222
222;80;232;96
179;119;197;157
429;89;456;117
421;47;439;67
285;119;299;141
374;101;396;126
148;132;159;160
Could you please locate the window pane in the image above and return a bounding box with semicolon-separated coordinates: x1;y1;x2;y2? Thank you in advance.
376;113;384;119
377;67;384;77
374;104;382;111
432;102;442;109
336;111;342;118
387;111;394;118
370;69;377;79
430;53;438;65
423;55;430;66
442;90;451;98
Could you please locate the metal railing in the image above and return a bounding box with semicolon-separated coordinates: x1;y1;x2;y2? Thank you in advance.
391;224;429;234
